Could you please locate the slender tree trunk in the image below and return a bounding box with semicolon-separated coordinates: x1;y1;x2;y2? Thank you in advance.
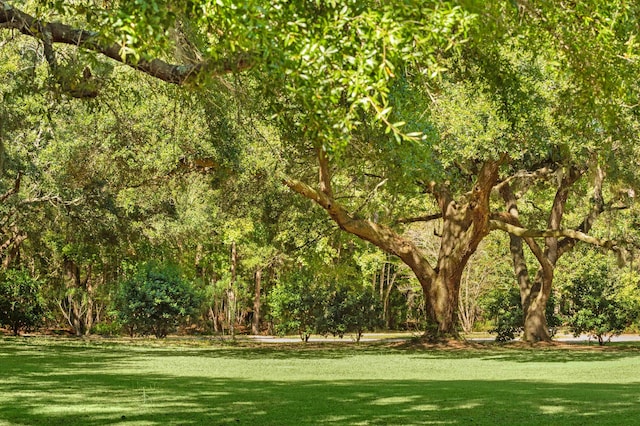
382;265;397;329
83;267;94;336
252;267;262;335
379;262;386;300
61;261;96;336
228;241;237;338
458;265;474;334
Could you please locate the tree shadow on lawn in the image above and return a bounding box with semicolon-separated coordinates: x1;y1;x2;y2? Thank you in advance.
392;340;640;363
1;343;640;425
1;373;639;425
3;336;640;364
153;340;640;364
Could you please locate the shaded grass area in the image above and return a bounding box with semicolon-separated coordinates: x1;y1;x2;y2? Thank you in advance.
1;338;639;425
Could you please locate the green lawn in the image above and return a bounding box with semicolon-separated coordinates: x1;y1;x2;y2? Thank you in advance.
1;338;639;425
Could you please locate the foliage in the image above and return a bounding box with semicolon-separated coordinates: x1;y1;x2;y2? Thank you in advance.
323;287;383;342
0;269;46;335
269;263;383;342
90;321;123;337
559;251;640;345
268;270;327;342
481;284;524;342
3;1;640;340
114;262;202;338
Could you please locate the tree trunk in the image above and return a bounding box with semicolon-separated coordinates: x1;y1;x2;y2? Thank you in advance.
60;261;97;336
522;274;552;342
420;259;467;339
420;163;498;339
382;264;397;329
500;182;554;342
458;264;475;334
379;262;386;300
228;241;237;338
252;267;262;335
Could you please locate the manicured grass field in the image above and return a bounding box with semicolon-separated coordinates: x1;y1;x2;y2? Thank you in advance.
1;337;639;425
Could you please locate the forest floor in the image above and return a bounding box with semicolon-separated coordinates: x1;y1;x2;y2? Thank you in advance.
0;336;639;425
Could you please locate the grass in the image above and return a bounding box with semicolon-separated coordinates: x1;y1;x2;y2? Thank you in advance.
0;337;639;425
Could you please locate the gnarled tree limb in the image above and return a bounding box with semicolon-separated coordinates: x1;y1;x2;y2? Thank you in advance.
395;213;442;225
283;147;438;284
493;166;555;195
489;220;622;251
0;172;20;203
0;1;252;85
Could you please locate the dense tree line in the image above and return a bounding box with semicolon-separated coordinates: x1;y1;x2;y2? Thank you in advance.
1;1;640;343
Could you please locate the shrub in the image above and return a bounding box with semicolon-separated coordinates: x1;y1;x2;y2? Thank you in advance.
324;288;383;342
0;269;46;335
561;253;638;345
114;262;202;338
481;284;523;342
269;272;326;342
90;321;123;337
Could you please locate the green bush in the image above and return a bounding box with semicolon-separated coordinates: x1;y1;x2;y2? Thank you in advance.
0;269;46;335
269;269;383;342
481;284;523;342
90;321;123;337
561;253;638;345
269;271;326;342
324;288;383;342
114;262;202;338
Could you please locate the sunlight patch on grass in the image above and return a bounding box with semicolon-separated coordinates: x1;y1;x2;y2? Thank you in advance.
452;401;482;410
540;405;568;414
31;404;129;415
407;403;439;411
371;396;418;405
319;414;354;423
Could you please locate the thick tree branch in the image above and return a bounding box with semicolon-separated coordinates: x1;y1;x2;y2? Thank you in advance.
317;147;333;197
0;172;20;203
282;175;437;283
557;165;605;257
489;220;622;251
493;166;555;194
0;1;252;85
395;213;442;224
20;195;83;206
